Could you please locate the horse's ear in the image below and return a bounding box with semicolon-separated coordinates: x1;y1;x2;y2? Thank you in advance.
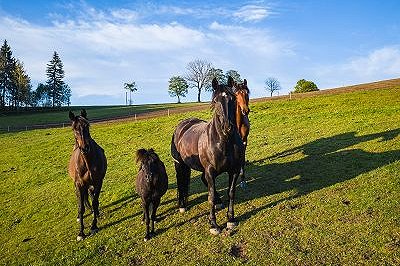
243;79;247;86
212;78;219;91
227;76;234;88
80;109;87;119
69;111;75;121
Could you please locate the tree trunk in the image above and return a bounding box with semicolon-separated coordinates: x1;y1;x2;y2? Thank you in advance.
177;95;181;103
197;88;201;102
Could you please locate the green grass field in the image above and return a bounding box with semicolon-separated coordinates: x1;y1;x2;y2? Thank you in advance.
1;87;399;265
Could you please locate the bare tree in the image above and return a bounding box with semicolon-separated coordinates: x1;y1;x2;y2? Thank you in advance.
185;59;212;102
265;77;281;97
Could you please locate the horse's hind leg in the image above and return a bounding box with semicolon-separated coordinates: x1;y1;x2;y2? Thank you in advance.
75;184;86;241
175;161;190;212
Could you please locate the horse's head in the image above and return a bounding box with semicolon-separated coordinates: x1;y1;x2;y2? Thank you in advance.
69;109;91;155
211;76;236;135
234;79;250;116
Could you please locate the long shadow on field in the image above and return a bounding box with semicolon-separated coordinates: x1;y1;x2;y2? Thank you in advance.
174;128;400;223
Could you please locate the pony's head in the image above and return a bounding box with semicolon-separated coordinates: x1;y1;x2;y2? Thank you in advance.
69;109;91;155
136;148;161;182
211;76;236;135
234;79;250;116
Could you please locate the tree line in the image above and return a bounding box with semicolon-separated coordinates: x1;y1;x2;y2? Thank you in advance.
0;40;70;111
166;59;319;103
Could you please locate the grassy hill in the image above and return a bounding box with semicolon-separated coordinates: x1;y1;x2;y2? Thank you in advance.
0;86;399;265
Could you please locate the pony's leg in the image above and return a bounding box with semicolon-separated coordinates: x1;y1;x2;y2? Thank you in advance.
206;172;221;235
75;184;86;241
201;173;224;209
175;161;190;212
227;171;240;229
143;200;151;241
150;198;161;236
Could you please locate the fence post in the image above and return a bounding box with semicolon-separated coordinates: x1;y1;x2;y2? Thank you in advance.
62;123;64;128
26;126;28;131
289;92;292;100
168;109;170;117
8;126;10;132
135;114;137;121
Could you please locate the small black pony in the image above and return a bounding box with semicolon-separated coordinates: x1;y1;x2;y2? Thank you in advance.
171;76;245;235
68;109;107;241
136;148;168;241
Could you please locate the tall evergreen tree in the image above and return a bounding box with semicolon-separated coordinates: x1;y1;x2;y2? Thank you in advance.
46;51;67;107
11;59;31;108
0;40;14;108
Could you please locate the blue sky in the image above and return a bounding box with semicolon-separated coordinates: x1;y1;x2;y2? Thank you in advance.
0;0;399;105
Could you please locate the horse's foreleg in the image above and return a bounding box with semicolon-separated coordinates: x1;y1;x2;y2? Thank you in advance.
227;172;239;229
90;187;100;235
75;184;86;241
206;173;221;235
201;172;224;209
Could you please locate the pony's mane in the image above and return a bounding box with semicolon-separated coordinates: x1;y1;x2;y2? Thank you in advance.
136;148;159;164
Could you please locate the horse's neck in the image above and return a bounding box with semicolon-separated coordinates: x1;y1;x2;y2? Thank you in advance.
235;103;243;128
209;113;233;143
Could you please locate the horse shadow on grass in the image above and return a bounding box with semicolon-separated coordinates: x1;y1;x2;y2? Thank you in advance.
179;128;400;224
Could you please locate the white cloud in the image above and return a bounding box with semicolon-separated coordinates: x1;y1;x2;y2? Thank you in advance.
344;46;400;78
233;4;272;22
314;46;400;89
0;5;295;104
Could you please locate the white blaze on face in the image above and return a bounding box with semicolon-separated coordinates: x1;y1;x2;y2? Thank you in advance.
221;92;227;97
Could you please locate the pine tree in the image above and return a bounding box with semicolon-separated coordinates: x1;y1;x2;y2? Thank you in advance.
0;40;14;108
11;59;31;108
46;51;66;107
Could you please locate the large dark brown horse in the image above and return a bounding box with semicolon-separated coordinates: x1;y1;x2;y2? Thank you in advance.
68;109;107;241
233;79;250;187
171;77;245;235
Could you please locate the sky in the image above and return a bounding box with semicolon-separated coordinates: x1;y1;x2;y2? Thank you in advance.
0;0;399;105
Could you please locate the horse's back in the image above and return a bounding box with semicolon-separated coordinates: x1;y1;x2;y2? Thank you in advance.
172;118;207;171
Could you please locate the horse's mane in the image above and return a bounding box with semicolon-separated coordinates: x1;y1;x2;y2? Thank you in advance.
234;82;250;95
211;84;235;110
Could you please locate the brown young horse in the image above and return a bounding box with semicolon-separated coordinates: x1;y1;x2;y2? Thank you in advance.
171;77;245;235
233;79;250;187
68;109;107;241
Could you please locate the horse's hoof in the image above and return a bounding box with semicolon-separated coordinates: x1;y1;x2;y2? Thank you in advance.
227;221;238;230
76;218;80;222
210;227;221;235
215;203;224;210
179;207;186;213
76;235;84;241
